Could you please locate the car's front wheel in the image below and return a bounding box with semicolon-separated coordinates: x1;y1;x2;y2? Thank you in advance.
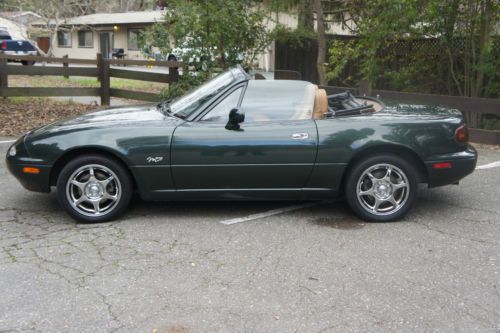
56;155;133;223
345;154;418;222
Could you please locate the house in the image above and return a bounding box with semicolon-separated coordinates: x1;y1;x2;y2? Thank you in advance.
30;9;353;70
32;11;165;60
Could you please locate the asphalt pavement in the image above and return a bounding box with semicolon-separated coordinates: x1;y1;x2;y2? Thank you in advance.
0;140;498;333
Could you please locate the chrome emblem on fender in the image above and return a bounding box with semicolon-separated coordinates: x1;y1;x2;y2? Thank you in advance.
146;157;164;163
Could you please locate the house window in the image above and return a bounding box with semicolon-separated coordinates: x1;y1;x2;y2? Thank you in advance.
57;31;71;48
128;28;143;50
78;31;93;48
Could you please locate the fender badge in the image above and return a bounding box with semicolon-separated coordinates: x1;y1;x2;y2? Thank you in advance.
146;156;164;163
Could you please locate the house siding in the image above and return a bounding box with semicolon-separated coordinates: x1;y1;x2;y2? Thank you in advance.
38;9;353;70
51;25;147;60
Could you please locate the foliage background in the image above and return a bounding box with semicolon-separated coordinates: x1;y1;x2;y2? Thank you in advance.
323;0;500;99
142;0;271;99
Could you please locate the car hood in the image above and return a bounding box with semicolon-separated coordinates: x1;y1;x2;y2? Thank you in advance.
27;103;179;138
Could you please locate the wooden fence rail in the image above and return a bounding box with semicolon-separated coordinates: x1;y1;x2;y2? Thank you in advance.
320;85;500;145
320;85;500;115
1;54;498;145
0;53;181;105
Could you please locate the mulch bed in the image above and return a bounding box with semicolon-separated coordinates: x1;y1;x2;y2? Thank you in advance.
0;98;97;136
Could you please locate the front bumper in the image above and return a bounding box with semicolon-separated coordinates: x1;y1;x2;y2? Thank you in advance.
5;138;52;193
424;145;477;188
6;159;52;193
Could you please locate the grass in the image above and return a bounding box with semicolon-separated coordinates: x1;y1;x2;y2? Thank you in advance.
9;75;168;93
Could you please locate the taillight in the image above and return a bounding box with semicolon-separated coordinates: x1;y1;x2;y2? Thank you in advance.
1;41;6;50
433;162;452;169
455;124;469;144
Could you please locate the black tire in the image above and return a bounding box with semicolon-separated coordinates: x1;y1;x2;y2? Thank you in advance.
56;154;133;223
345;154;418;222
21;60;35;66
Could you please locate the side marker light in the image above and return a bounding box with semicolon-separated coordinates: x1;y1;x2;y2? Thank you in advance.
22;167;40;174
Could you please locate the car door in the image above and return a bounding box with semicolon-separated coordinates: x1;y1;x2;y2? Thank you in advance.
170;85;318;200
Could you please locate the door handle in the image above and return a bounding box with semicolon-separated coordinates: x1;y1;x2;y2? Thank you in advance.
291;133;309;140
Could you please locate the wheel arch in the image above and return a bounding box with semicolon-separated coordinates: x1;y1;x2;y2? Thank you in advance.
49;147;137;189
340;144;428;194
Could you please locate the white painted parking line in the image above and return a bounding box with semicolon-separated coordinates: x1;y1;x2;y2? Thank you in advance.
476;161;500;170
220;202;320;225
0;140;15;144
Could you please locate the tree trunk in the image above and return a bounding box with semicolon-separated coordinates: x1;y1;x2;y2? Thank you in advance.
442;0;460;96
314;0;327;85
299;0;314;31
472;0;493;97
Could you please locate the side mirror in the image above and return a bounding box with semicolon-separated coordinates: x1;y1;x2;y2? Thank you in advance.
225;108;245;131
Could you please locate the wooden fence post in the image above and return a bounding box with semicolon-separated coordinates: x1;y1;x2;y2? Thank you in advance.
96;53;102;83
0;57;7;100
358;79;372;96
97;53;110;106
168;65;179;84
63;54;69;79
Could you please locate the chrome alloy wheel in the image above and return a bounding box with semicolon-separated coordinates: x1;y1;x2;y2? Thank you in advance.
356;163;410;216
65;164;122;217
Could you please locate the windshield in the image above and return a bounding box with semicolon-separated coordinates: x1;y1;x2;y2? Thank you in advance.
169;67;248;119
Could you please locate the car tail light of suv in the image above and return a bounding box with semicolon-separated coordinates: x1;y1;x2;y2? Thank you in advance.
1;40;7;50
455;124;469;144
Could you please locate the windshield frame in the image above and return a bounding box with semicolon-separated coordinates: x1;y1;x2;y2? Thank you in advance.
168;66;250;121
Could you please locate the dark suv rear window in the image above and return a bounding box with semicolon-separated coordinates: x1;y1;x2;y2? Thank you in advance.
0;31;11;40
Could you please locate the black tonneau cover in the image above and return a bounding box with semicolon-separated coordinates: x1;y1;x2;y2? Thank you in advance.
327;92;377;117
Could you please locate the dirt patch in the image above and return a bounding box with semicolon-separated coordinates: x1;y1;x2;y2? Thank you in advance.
311;216;366;230
152;325;190;333
471;143;500;152
0;98;97;136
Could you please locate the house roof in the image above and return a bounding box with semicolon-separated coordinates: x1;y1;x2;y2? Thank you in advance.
0;16;27;39
35;10;166;27
0;11;41;25
0;11;41;19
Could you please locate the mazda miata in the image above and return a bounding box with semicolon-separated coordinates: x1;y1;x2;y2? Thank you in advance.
6;66;477;223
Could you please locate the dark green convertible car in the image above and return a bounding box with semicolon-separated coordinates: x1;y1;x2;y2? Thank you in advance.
6;66;477;223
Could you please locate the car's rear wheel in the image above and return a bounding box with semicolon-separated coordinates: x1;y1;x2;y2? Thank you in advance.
56;155;132;223
345;154;418;222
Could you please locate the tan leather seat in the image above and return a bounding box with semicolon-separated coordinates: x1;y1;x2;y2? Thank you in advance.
313;89;328;119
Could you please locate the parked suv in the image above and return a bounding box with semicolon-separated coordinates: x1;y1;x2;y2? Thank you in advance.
0;28;12;40
0;40;37;65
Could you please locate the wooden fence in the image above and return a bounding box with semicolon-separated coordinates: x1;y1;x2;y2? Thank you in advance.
0;54;498;145
0;53;181;105
321;85;500;145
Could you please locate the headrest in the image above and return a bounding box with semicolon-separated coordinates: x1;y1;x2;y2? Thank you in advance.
313;89;328;119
